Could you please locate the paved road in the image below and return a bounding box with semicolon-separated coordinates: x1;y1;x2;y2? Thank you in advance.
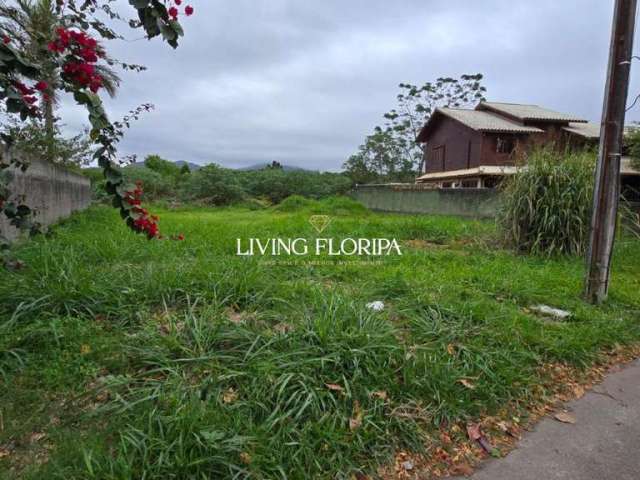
469;360;640;480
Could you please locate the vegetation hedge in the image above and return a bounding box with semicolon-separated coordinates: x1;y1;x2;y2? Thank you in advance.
498;149;595;256
84;158;353;206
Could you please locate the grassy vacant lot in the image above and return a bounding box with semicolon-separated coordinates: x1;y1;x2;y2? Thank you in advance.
1;197;640;479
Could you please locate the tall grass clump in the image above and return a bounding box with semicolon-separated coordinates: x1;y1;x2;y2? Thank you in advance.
498;149;595;256
273;194;319;212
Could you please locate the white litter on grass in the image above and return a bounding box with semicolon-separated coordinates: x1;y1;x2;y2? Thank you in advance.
530;304;572;321
401;460;414;471
366;301;385;312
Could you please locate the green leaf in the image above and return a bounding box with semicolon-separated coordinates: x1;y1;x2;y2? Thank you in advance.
104;168;123;184
160;22;177;42
172;21;184;37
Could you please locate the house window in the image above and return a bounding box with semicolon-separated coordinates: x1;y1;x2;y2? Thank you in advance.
461;179;479;188
432;145;445;170
496;137;516;154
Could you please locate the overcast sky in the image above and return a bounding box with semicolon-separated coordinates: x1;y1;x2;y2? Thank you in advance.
58;0;640;171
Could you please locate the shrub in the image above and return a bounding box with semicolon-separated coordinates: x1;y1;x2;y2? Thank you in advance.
181;164;245;205
312;196;369;215
80;167;104;184
626;126;640;171
498;149;595;256
273;195;368;215
85;166;174;202
236;197;270;210
237;169;352;203
123;166;176;200
273;195;319;212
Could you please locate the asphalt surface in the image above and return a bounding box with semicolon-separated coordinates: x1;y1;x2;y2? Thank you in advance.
468;359;640;480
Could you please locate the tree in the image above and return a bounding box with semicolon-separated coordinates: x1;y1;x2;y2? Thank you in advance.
266;160;283;170
344;74;487;183
144;154;181;178
182;163;245;205
1;108;93;167
343;127;414;184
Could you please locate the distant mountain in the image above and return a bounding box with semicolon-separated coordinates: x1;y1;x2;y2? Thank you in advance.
120;160;308;172
125;160;201;171
174;160;202;171
237;163;309;172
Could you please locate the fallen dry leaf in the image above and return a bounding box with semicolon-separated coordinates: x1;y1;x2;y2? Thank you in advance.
458;378;476;390
446;343;456;355
466;423;482;441
466;423;496;454
239;452;252;464
554;412;576;424
226;308;244;324
440;431;452;445
496;420;519;438
349;400;363;431
325;383;344;393
370;390;388;400
29;432;46;443
222;387;238;404
273;322;293;334
450;463;474;476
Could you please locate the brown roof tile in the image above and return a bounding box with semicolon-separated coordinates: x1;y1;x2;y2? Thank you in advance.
478;102;588;123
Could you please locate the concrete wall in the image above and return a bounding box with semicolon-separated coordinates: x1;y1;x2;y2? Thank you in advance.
1;147;91;242
353;184;501;218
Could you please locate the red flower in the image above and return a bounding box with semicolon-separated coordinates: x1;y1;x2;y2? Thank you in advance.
185;5;194;16
35;81;48;91
2;35;10;45
175;0;182;5
169;6;178;19
178;234;185;241
79;48;98;62
13;81;34;96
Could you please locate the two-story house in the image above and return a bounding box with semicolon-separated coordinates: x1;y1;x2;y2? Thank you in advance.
414;101;638;189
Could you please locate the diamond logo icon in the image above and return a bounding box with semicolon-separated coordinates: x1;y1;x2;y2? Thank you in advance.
309;215;331;234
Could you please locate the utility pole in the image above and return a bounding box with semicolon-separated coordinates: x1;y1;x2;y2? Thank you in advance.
585;0;637;304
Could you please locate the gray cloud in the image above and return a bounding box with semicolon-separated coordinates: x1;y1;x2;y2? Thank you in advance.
58;0;640;170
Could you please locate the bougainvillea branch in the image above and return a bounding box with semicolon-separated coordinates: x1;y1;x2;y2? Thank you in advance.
0;1;195;244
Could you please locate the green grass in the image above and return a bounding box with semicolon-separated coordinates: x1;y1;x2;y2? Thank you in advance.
1;198;640;479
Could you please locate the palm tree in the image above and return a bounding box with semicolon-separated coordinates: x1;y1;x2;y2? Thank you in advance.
0;0;120;161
